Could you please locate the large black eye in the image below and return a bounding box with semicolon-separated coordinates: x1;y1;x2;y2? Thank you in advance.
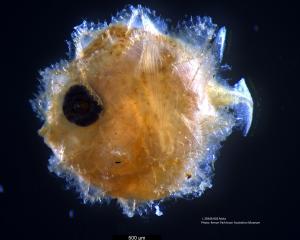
63;85;103;126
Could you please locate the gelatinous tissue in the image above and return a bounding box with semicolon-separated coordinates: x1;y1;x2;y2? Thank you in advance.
31;5;253;217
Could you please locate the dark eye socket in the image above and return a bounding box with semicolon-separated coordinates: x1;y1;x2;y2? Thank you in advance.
63;85;103;126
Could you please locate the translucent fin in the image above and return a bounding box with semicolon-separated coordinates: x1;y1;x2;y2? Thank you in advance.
111;5;167;34
212;27;226;63
208;78;253;136
232;78;253;136
126;6;159;34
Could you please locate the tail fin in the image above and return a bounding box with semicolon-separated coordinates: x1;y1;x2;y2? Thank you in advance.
232;78;253;135
208;78;253;136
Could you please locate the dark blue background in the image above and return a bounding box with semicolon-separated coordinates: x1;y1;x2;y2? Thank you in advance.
1;0;298;239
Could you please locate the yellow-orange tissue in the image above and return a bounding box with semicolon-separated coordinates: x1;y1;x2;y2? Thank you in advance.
32;6;253;217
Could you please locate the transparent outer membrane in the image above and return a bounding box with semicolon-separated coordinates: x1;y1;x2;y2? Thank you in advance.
31;5;253;217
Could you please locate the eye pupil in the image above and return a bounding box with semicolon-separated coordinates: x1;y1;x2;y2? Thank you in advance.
63;85;103;126
72;99;90;113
